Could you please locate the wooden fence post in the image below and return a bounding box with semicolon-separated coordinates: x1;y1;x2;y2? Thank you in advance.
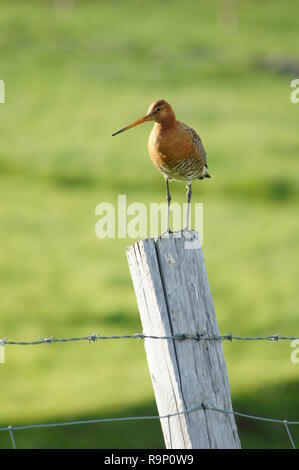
126;232;241;449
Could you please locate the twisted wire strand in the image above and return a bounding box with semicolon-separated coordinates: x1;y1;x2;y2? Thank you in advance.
1;332;299;346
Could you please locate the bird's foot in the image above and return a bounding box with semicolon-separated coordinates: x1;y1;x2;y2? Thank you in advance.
160;229;173;238
160;228;198;240
182;228;195;239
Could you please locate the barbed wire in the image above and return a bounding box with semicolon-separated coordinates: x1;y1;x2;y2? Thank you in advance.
1;331;298;450
1;332;299;347
1;402;298;450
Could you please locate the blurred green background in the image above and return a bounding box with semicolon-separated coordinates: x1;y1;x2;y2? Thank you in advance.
0;0;299;449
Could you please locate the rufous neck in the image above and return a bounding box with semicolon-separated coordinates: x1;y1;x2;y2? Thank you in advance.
154;116;176;131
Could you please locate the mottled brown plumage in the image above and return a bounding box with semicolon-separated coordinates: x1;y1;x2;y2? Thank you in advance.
148;101;209;183
112;99;210;232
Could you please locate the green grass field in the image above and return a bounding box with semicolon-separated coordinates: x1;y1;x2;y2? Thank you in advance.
0;0;299;448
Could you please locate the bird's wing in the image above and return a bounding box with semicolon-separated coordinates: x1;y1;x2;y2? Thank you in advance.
182;123;208;168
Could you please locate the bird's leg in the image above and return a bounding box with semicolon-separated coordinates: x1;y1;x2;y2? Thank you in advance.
184;183;192;231
165;178;172;235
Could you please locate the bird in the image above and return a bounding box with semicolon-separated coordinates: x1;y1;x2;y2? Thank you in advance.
112;99;210;234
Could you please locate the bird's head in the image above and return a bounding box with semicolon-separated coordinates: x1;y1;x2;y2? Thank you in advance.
112;99;176;136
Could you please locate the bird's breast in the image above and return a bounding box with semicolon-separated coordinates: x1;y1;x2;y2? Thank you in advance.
148;122;204;181
149;125;191;164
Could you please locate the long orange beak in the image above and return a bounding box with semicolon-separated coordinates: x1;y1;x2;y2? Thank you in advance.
112;114;150;136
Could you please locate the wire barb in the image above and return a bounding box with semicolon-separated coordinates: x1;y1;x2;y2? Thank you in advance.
88;333;98;344
176;333;187;341
0;336;8;346
43;336;54;345
226;332;233;342
133;333;144;343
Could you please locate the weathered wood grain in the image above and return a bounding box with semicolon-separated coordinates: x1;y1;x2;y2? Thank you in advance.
126;232;241;449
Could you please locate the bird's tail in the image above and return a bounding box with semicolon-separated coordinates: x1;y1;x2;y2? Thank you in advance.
198;173;211;180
